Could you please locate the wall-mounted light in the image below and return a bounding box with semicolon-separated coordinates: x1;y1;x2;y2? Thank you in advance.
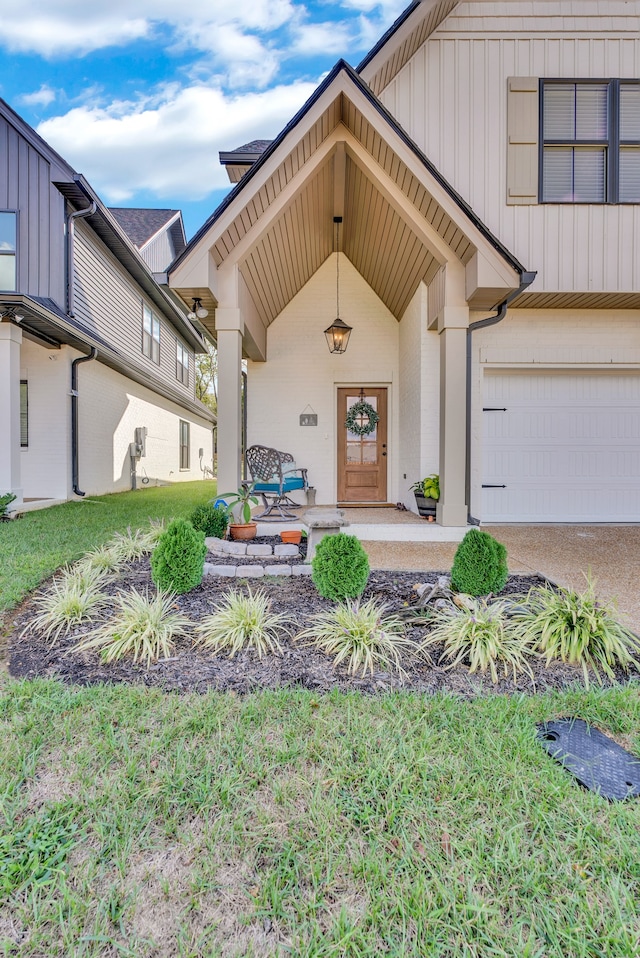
1;307;24;324
324;217;352;354
188;297;209;321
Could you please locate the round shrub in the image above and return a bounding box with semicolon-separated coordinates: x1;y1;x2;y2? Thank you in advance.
311;533;370;601
450;528;508;596
189;502;229;539
151;518;207;594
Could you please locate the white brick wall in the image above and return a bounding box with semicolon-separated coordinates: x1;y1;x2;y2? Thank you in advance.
17;338;213;502
20;341;70;500
247;255;399;504
78;357;213;495
397;282;441;510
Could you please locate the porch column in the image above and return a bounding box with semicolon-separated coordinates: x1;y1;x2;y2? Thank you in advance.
0;323;23;503
437;307;468;526
216;308;243;496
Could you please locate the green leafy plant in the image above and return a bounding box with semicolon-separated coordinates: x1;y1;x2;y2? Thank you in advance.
420;599;534;683
196;588;289;658
218;483;258;525
410;475;440;500
297;598;412;676
150;518;207;594
514;577;640;688
190;502;229;539
450;528;508;596
0;492;16;519
74;587;190;665
311;533;370;601
27;565;109;642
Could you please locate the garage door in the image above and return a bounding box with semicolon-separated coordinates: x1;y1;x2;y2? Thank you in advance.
482;370;640;522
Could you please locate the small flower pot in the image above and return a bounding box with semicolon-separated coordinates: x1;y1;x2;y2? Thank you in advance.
229;522;257;541
414;493;437;519
280;530;302;545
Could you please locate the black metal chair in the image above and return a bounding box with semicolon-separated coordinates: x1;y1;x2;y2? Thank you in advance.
245;445;308;520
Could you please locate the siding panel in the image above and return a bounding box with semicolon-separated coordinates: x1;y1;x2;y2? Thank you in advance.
378;1;640;294
73;220;195;399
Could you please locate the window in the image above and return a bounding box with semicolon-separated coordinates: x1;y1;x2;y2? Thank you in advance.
176;341;189;385
541;80;640;203
142;304;160;364
20;381;28;447
179;419;190;469
0;212;17;290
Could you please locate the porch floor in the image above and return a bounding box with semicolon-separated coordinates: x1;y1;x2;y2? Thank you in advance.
255;504;468;543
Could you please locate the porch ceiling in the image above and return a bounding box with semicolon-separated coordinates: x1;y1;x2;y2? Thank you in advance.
238;146;443;327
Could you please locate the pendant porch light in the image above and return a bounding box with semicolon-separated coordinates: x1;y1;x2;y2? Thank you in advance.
324;217;352;354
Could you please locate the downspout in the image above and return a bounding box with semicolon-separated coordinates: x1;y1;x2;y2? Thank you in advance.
66;190;96;318
241;369;248;479
465;270;537;524
71;348;98;497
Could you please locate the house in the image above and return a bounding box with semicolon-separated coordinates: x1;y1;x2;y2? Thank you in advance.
0;98;215;510
168;0;640;526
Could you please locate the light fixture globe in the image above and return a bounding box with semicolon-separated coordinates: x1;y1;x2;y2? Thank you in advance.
188;297;208;321
324;317;352;354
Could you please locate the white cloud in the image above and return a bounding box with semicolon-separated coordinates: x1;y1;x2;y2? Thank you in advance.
17;85;56;107
0;1;298;57
37;80;317;202
290;21;354;56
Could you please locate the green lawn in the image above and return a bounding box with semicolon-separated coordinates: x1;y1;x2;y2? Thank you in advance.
2;482;640;955
0;681;639;956
0;482;216;613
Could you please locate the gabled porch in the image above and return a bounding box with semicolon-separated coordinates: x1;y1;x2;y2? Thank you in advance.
169;61;528;527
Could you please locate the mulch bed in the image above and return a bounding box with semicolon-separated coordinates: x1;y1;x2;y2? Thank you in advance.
7;554;636;697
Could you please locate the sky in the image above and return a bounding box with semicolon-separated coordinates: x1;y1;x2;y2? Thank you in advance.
0;1;408;239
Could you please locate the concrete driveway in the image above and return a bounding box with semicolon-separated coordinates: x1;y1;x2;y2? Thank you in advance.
362;525;640;634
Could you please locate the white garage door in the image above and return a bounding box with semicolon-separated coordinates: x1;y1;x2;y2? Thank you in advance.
482;370;640;522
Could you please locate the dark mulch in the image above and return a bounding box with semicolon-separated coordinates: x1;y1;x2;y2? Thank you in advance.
7;554;636;697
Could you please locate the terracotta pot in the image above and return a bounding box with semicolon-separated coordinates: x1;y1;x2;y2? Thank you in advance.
229;522;257;541
280;530;302;545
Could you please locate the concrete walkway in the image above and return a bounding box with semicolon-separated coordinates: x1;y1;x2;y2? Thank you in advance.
361;525;640;634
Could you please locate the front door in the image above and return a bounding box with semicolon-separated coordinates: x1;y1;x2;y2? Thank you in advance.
337;387;387;502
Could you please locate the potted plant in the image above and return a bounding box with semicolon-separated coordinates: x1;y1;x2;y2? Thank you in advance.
280;529;302;545
410;475;439;520
218;483;259;540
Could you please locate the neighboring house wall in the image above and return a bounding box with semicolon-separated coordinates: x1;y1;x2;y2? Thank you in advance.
141;229;174;272
377;0;640;293
20;341;70;500
72;219;195;399
247;255;400;504
0;114;67;302
77;355;213;495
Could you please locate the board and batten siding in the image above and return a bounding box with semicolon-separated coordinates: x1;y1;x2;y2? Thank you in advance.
72;219;195;398
0;115;67;303
140;229;174;272
377;0;640;294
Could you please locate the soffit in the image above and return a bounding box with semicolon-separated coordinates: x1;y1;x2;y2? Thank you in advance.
514;291;640;310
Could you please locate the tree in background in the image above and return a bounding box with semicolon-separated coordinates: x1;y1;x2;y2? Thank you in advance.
196;341;217;415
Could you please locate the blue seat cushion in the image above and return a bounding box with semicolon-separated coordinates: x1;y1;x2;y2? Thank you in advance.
254;477;305;493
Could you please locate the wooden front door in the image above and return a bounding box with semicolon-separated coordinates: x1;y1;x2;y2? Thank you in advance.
337;387;387;502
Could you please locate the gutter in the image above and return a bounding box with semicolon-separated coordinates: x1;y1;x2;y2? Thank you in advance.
66;190;96;317
71;347;98;497
465;271;537;524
